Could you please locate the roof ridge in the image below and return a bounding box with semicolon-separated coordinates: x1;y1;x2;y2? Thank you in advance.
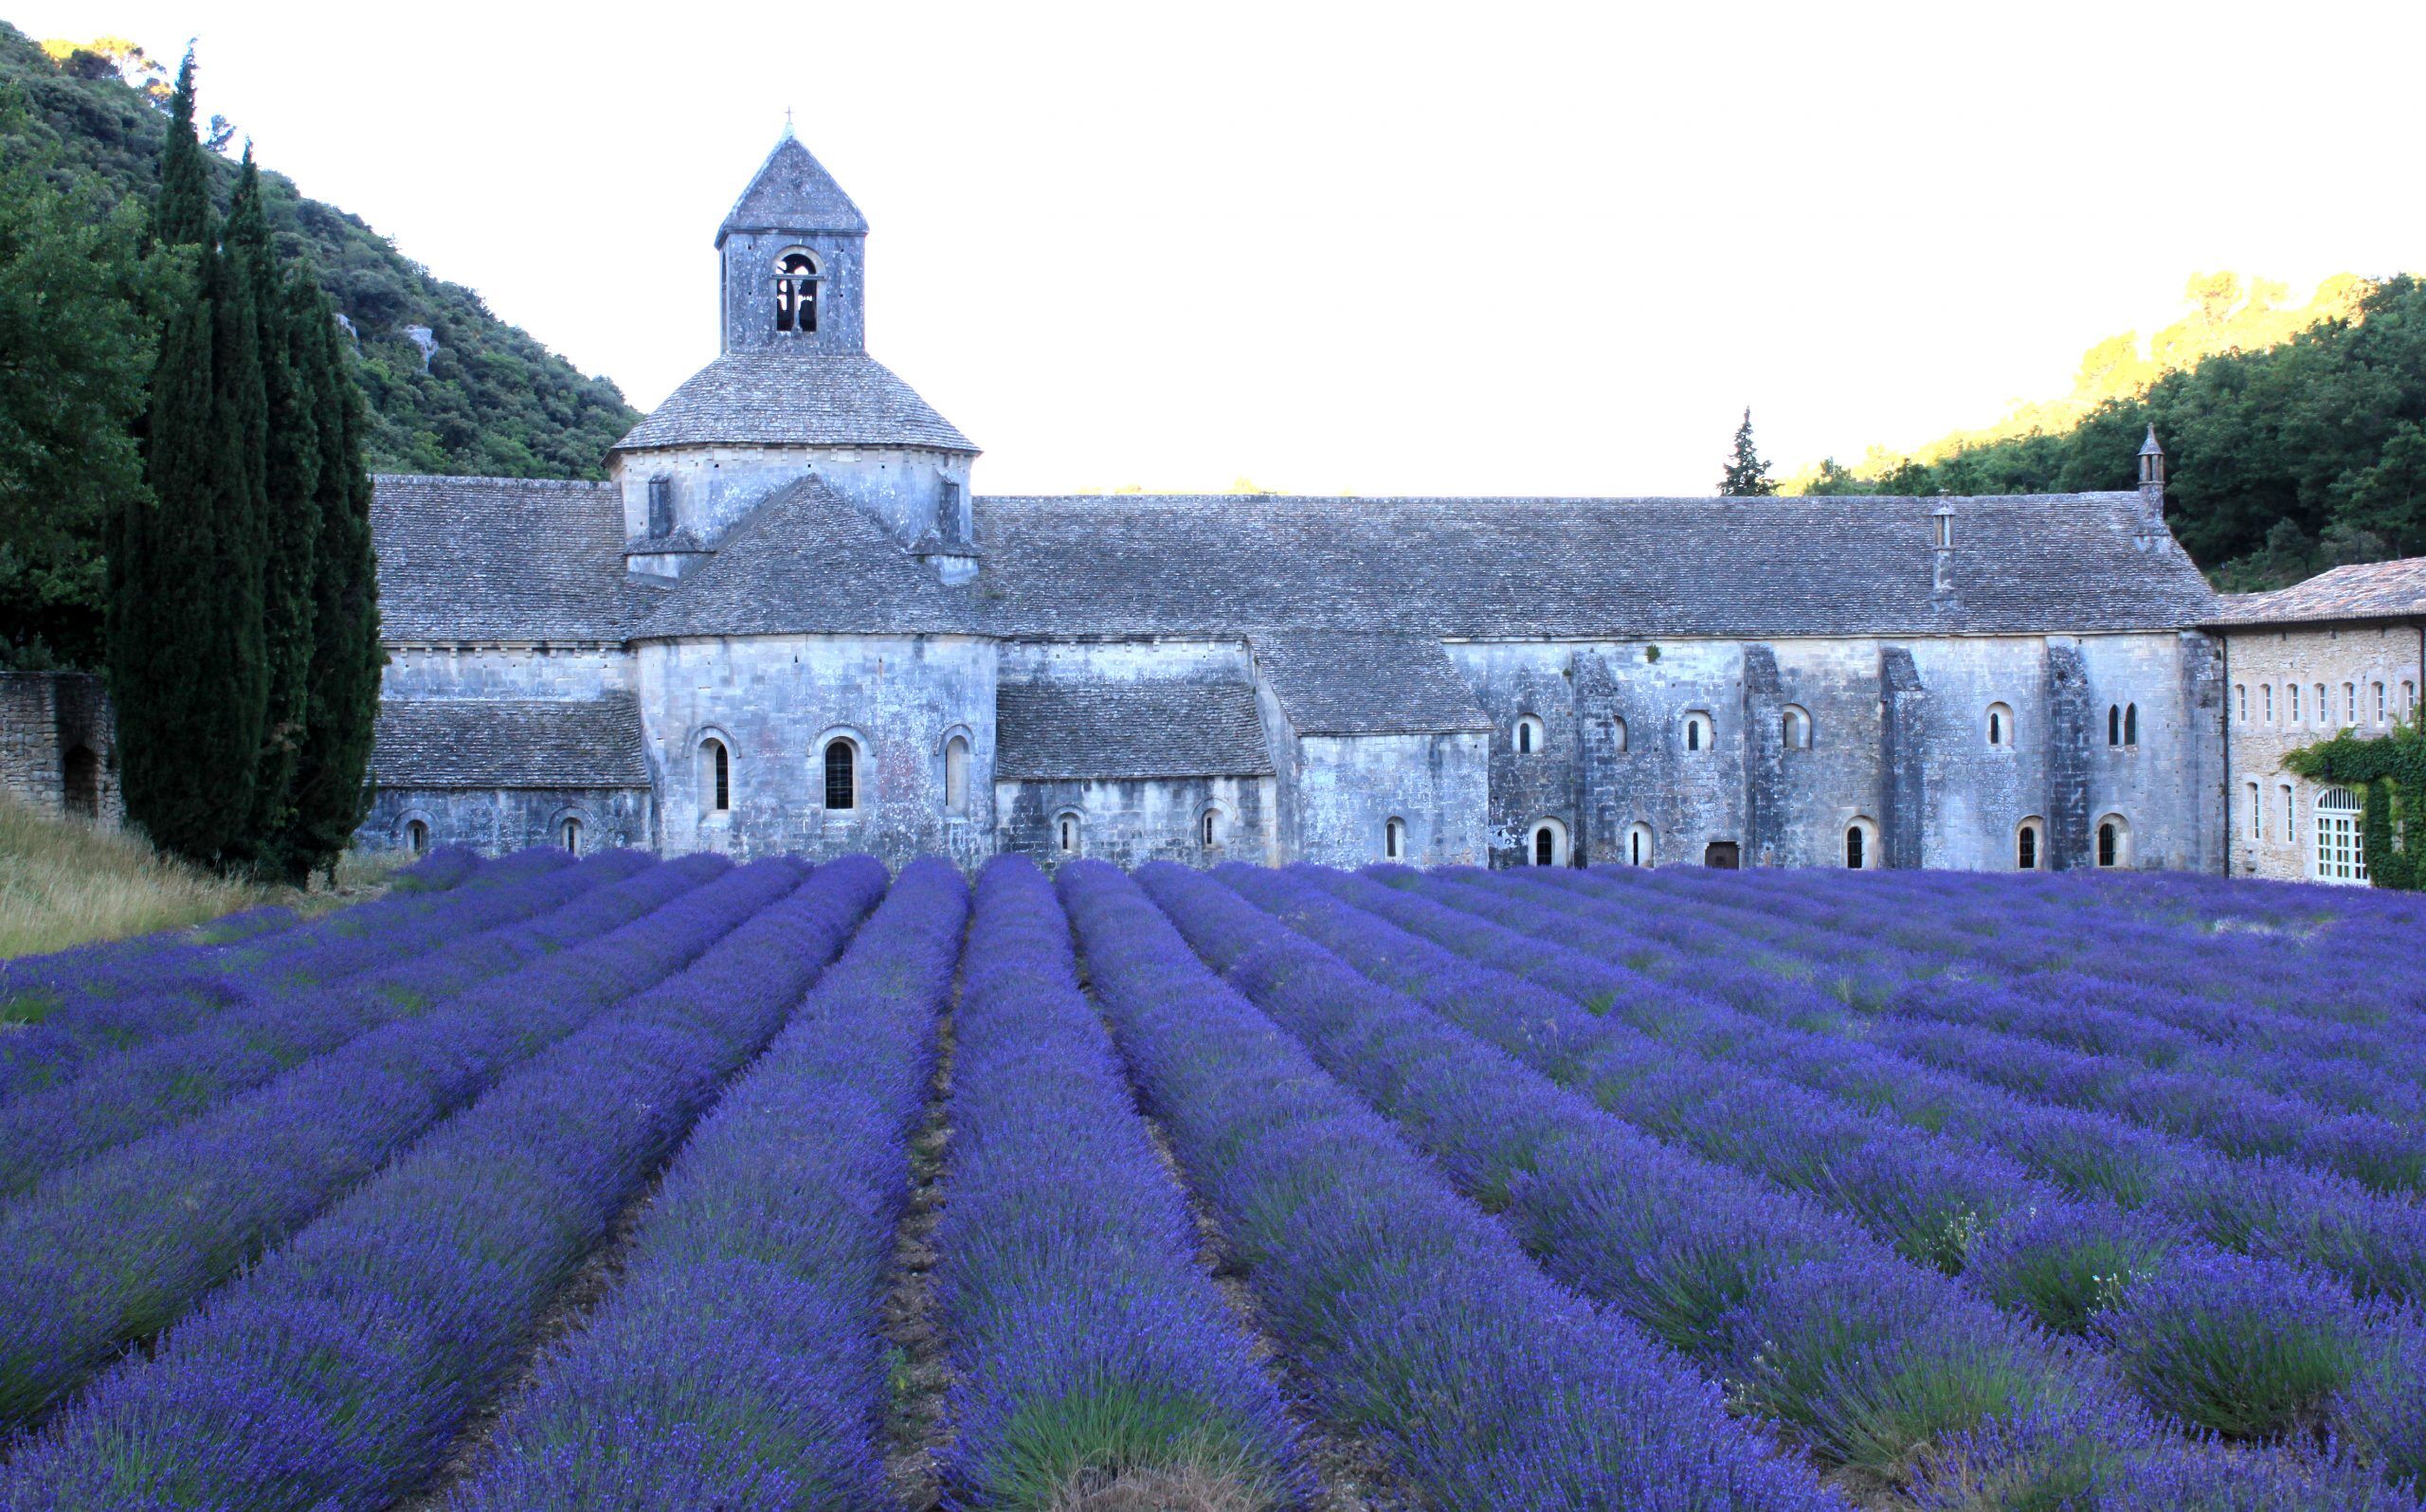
971;491;2146;509
372;474;611;490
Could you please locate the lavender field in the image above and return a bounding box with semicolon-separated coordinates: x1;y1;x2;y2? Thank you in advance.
1;847;2424;1510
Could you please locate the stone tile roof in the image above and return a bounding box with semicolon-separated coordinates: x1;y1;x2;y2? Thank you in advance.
2203;557;2426;627
642;489;2219;640
1253;633;1490;734
371;477;660;643
611;353;976;454
372;695;651;789
995;680;1274;780
717;132;867;241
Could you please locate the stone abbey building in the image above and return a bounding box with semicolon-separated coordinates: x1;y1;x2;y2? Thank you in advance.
361;131;2405;878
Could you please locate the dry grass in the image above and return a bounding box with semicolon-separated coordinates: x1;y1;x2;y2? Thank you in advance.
0;799;407;960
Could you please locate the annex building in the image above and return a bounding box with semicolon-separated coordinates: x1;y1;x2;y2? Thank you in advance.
358;131;2413;880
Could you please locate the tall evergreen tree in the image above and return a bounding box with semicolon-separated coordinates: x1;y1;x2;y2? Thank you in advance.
1719;407;1777;496
280;275;382;881
226;150;319;863
147;51;207;249
108;50;268;865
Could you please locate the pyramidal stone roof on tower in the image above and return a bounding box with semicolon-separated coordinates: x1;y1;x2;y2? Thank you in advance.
716;130;867;243
612;352;976;454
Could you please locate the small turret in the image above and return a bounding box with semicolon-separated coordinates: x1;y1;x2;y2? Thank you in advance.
716;126;868;356
2138;425;2165;495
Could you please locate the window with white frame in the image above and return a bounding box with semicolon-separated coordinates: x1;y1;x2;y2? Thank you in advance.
2264;683;2274;721
2345;682;2357;725
2376;682;2387;723
2282;783;2296;841
2247;781;2261;839
1986;702;2015;747
2316;787;2368;884
1625;822;1654;867
2235;684;2246;723
1782;705;1813;750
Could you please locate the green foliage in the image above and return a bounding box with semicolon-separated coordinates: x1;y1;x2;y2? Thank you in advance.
0;20;638;670
1720;407;1777;496
1802;276;2426;588
2283;714;2426;891
0;82;151;670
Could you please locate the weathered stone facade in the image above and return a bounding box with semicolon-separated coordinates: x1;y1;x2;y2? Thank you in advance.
0;672;118;825
353;131;2260;877
2207;561;2426;883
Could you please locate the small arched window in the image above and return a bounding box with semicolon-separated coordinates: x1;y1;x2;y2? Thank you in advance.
2107;705;2122;747
1514;714;1544;755
2406;679;2419;716
2016;817;2042;871
2235;684;2247;724
1610;715;1628;752
560;816;583;854
700;737;731;814
2374;682;2386;723
1530;818;1567;867
2290;683;2302;721
2123;704;2138;747
1385;817;1406;861
1986;703;2015;748
2344;682;2357;725
1682;711;1713;753
2282;783;2296;840
1201;807;1222;849
2315;684;2327;724
2096;814;2129;869
1058;812;1080;855
2263;684;2274;722
773;248;820;333
1844;818;1876;870
1625;822;1653;868
1782;706;1812;750
2246;781;2262;839
406;819;430;856
824;740;857;811
944;734;970;817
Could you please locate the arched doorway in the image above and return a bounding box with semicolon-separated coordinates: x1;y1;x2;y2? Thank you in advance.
2315;788;2367;884
60;746;99;818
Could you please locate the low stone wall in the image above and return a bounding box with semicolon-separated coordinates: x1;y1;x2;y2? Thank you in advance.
362;785;652;857
0;672;119;824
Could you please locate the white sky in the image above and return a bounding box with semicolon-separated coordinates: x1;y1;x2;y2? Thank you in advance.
21;0;2426;495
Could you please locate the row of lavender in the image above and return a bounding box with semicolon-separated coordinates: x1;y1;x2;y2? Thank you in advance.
1285;859;2426;1502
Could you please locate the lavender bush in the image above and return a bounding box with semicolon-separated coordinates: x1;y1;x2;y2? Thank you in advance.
445;857;958;1511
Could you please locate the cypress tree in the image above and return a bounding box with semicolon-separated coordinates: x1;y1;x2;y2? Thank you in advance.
1719;407;1777;496
109;51;269;866
226;151;320;864
281;275;383;881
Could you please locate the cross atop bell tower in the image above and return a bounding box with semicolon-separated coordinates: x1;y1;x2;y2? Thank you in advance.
716;127;868;356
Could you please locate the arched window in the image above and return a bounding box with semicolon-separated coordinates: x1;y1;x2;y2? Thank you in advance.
2282;783;2296;841
2096;814;2129;869
1201;807;1222;849
1514;714;1544;755
2315;683;2327;723
1625;822;1653;868
2263;684;2274;722
2246;781;2262;839
1682;711;1713;753
2407;679;2419;716
2290;683;2302;721
700;737;731;814
2107;705;2121;747
1057;812;1080;855
1530;818;1568;867
2235;684;2247;724
1385;817;1406;861
1610;716;1628;752
773;247;820;333
1782;705;1811;750
560;816;583;854
2316;787;2367;883
2016;817;2043;871
407;819;430;856
2375;681;2387;723
1843;817;1877;870
944;734;970;817
2123;704;2138;747
1986;703;2015;748
824;740;857;811
2344;682;2357;725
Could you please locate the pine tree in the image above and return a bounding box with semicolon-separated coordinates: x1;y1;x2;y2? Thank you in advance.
1719;407;1777;496
280;275;383;881
109;51;268;866
226;150;319;864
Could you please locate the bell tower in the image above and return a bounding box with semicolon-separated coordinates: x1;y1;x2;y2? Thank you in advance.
716;126;868;356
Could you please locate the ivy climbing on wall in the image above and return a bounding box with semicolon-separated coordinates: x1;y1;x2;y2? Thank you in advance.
2284;715;2426;890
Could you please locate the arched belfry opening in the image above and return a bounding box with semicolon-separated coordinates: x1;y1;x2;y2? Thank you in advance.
773;247;820;333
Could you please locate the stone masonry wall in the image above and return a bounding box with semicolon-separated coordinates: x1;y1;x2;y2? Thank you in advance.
0;672;119;824
2221;621;2425;881
995;774;1276;870
361;784;650;855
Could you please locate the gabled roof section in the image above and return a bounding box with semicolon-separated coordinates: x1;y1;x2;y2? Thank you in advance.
716;131;867;243
633;475;979;639
1254;633;1490;734
995;679;1273;781
2204;557;2426;627
371;476;658;643
372;695;650;788
611;352;976;454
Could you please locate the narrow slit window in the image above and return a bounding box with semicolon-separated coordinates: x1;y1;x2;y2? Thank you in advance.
2107;705;2121;747
2017;820;2039;871
2124;704;2138;747
560;816;582;854
944;735;969;816
407;819;429;856
1202;809;1220;848
1059;814;1079;855
1845;824;1866;870
824;741;857;811
1385;817;1405;861
2247;781;2262;839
